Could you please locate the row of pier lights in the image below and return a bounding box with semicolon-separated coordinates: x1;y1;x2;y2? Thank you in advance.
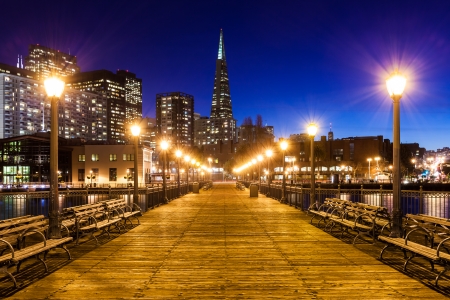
233;70;406;238
42;69;406;239
43;77;213;239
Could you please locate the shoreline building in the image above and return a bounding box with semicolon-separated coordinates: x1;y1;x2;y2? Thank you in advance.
209;29;236;144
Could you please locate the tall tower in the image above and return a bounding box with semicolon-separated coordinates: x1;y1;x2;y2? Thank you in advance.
209;29;236;144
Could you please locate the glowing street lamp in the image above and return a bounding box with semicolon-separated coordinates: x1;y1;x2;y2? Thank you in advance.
386;69;406;237
280;140;288;203
161;140;169;203
44;76;64;239
308;123;318;207
131;124;140;205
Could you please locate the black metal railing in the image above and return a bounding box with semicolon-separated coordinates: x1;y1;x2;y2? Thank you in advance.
0;182;208;220
250;182;450;218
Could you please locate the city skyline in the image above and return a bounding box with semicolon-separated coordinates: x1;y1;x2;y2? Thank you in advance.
1;1;450;150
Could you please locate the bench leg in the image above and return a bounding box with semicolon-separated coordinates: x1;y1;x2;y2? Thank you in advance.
435;264;450;286
379;244;391;260
352;233;361;245
36;253;49;273
404;252;416;271
0;265;18;288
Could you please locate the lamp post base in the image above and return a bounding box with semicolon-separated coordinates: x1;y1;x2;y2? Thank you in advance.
164;197;169;204
280;197;287;204
389;209;404;238
48;211;62;239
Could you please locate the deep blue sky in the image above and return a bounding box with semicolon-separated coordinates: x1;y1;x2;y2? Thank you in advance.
1;0;450;151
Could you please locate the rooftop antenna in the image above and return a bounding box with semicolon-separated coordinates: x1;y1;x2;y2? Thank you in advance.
329;123;332;132
16;55;20;68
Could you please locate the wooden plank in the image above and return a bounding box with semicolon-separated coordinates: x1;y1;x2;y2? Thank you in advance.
2;183;449;298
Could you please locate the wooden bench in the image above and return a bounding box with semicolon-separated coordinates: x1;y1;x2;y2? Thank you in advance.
405;214;450;247
0;232;72;288
328;202;391;244
69;203;122;245
307;198;349;228
0;217;72;287
329;205;376;244
0;215;49;254
101;199;142;228
378;214;450;286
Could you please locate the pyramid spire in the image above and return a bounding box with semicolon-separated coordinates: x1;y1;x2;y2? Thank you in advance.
208;29;236;144
217;29;226;60
210;29;233;119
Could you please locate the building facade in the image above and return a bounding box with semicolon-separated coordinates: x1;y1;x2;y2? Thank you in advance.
0;65;108;141
24;44;80;80
0;133;152;187
156;92;194;147
66;69;142;144
194;116;210;147
71;143;152;187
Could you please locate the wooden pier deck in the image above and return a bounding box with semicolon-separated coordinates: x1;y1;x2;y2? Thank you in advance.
1;183;449;299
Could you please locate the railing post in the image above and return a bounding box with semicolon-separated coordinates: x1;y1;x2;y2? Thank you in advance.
380;185;383;208
301;184;304;211
360;184;364;204
317;183;321;205
419;185;423;214
338;184;341;199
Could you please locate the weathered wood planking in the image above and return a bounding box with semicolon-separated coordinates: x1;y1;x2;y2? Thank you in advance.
1;183;448;299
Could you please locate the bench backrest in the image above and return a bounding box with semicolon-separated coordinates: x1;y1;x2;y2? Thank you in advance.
406;214;450;230
0;215;46;232
0;215;48;246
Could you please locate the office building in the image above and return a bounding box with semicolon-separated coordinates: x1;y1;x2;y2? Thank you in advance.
66;70;142;144
24;44;80;80
194;116;211;147
0;64;107;141
156;92;194;147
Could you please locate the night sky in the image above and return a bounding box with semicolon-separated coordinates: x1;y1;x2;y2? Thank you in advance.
1;0;450;151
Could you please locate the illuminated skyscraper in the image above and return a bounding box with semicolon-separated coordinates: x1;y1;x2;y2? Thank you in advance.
24;44;80;80
209;29;236;144
156;92;194;147
66;70;142;144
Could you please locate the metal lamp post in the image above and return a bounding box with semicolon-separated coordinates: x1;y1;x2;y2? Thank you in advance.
190;159;196;184
367;158;372;180
131;125;140;205
308;123;318;208
44;77;65;239
257;155;263;189
208;157;212;181
184;155;190;192
280;140;288;203
266;149;273;196
386;69;407;238
196;162;200;181
175;150;182;197
161;140;169;203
